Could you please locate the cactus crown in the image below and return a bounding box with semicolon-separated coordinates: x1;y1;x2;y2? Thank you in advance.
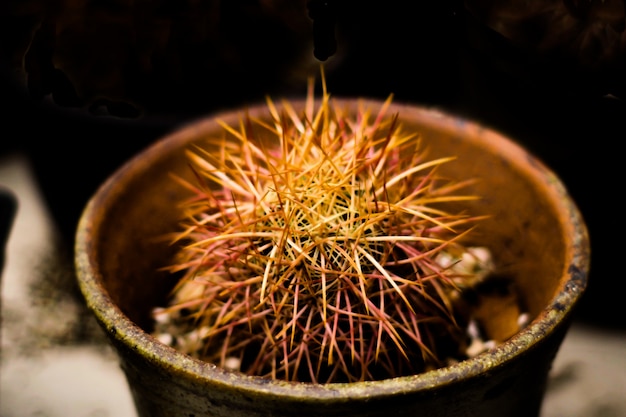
153;72;493;383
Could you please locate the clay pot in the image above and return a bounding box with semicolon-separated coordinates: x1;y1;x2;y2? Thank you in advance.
75;98;589;417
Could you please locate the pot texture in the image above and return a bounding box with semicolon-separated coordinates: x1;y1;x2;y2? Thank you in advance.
75;99;589;417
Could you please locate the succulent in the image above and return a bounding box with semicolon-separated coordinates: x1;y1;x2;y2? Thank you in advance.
152;72;495;383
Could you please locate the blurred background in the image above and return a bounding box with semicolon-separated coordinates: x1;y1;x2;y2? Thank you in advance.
1;0;624;330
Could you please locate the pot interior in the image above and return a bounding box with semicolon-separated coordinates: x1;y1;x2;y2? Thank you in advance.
83;99;580;343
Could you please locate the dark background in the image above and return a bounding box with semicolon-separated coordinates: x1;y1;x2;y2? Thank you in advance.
1;0;624;328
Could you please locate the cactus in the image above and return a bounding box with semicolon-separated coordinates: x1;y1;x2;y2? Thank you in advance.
152;73;495;383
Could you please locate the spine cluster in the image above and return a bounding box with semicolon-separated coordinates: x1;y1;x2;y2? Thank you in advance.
153;79;491;383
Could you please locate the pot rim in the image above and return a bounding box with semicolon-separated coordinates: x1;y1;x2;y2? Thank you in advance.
75;97;590;400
